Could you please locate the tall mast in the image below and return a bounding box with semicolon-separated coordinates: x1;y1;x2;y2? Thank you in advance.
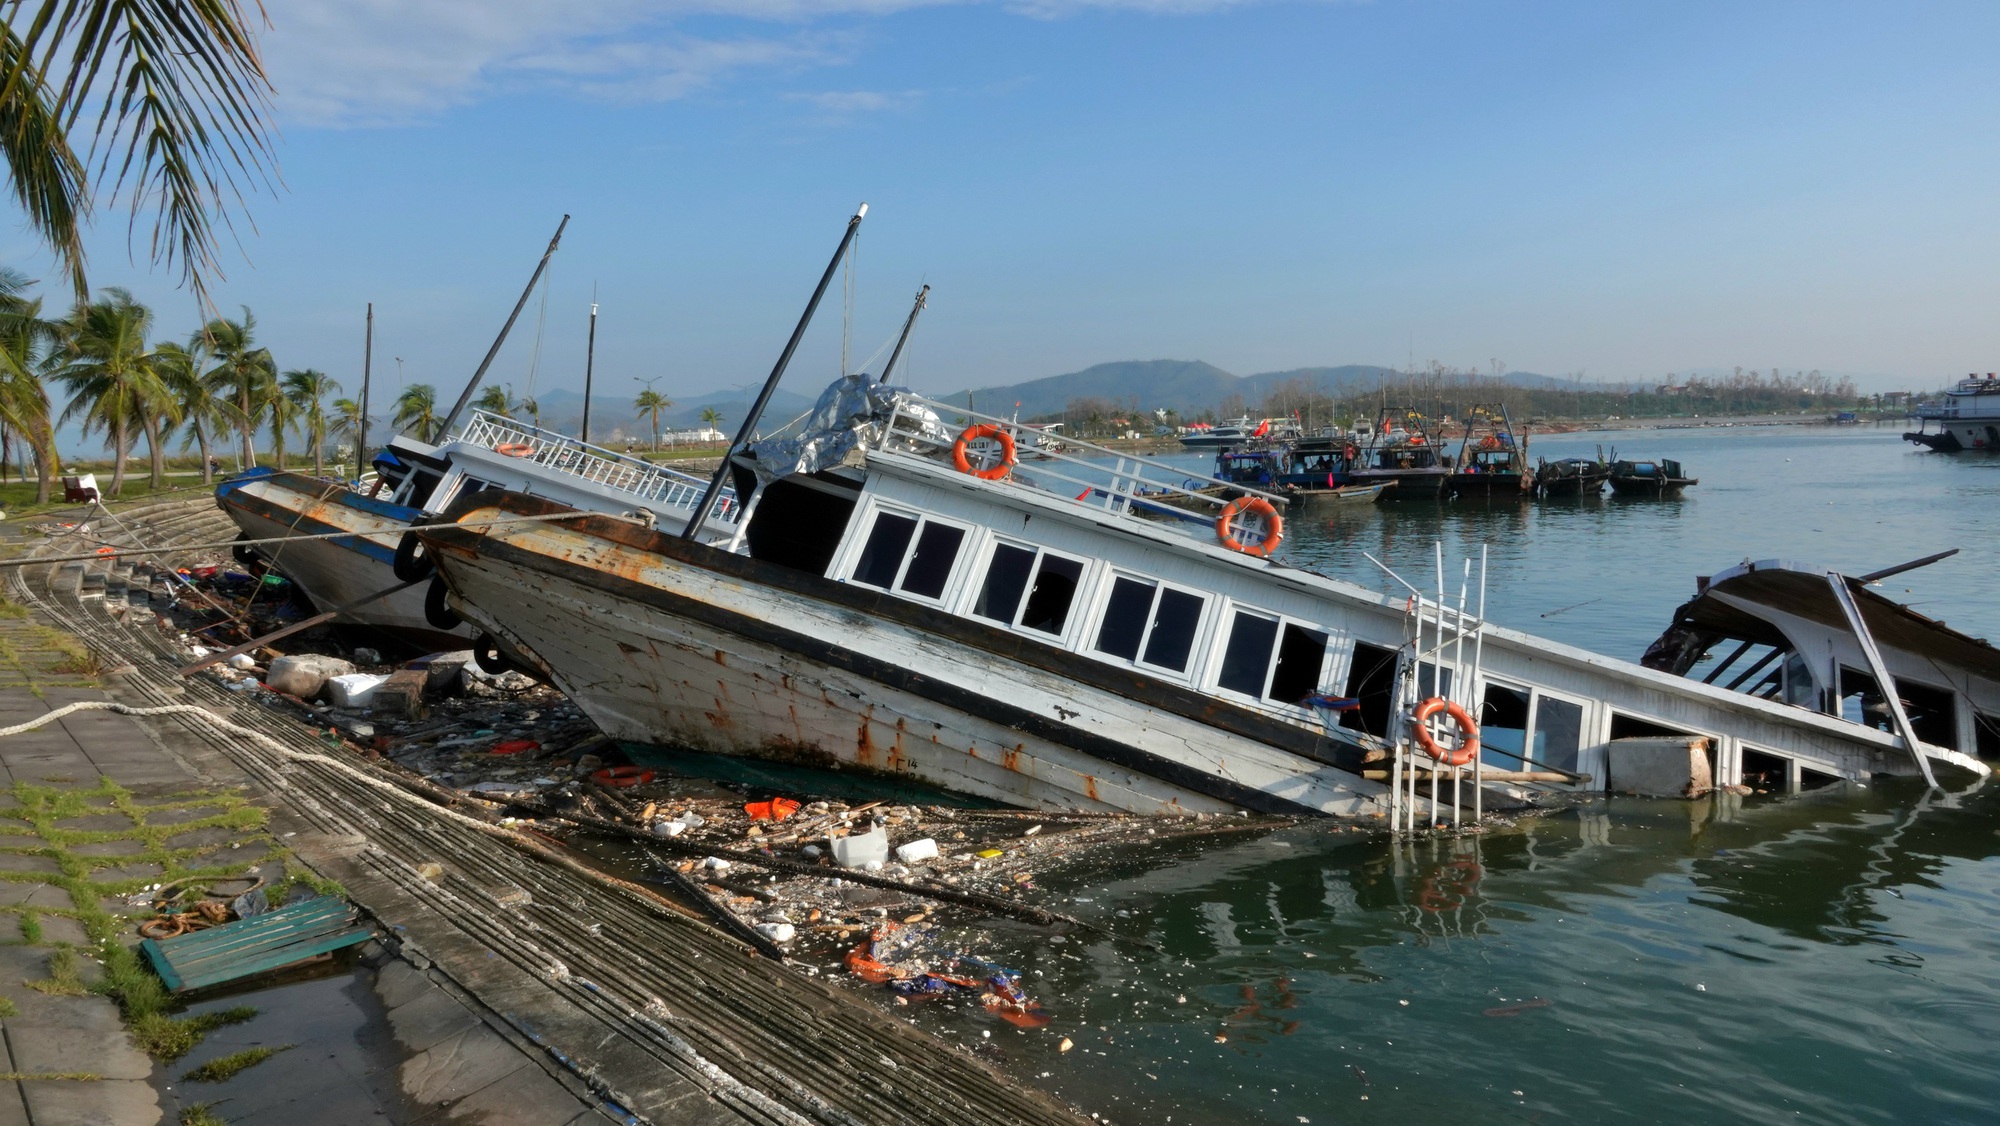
878;284;929;384
437;215;569;439
359;303;373;469
582;294;598;443
681;203;868;539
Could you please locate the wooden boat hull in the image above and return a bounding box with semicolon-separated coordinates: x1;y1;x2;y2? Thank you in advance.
1532;463;1610;497
1351;468;1448;499
1446;473;1531;500
418;498;1387;818
215;469;469;646
1609;476;1696;497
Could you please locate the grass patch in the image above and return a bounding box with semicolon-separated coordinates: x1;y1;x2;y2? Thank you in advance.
183;1044;289;1083
0;600;28;620
25;947;88;995
180;1103;228;1126
0;996;16;1017
130;1005;259;1063
0;1070;100;1081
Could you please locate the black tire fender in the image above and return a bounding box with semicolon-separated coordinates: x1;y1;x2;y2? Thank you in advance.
423;575;461;630
392;530;434;582
473;635;512;676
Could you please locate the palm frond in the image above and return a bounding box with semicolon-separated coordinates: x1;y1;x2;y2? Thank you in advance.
0;27;88;299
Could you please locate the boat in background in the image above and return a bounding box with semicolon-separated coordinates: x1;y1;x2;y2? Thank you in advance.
1349;407;1451;500
1905;373;2000;452
1444;404;1531;500
1179;417;1301;449
1533;455;1611;497
1609;457;1697;497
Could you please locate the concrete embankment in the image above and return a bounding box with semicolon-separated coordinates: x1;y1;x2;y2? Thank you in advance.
6;498;1090;1126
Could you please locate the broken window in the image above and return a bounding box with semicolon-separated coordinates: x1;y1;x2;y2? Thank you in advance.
974;544;1036;623
1019;554;1086;636
1740;747;1788;790
1340;642;1399;738
1217;612;1279;696
1092;578;1208;673
1478;684;1531;769
1267;624;1329;705
744;478;857;575
1533;696;1584;774
853;512;917;589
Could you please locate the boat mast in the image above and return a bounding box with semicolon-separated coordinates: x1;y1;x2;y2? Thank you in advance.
359;303;373;470
582;293;598;443
878;284;930;384
436;215;570;439
681;203;868;539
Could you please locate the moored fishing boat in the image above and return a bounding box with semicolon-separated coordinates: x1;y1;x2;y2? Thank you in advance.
1533;455;1611;497
1444;405;1531;500
1608;457;1697;496
1904;372;2000;452
1348;408;1450;500
415;365;1983;818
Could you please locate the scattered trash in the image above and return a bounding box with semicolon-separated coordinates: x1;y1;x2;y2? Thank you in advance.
325;672;389;708
754;921;797;943
592;766;656;788
491;739;541;756
745;797;801;821
894;838;940;863
831;826;890;870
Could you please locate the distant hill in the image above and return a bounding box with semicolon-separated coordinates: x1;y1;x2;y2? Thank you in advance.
946;361;1595;420
514;385;817;438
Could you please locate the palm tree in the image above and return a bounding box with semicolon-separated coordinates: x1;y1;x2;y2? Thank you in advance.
266;382;297;470
474;384;513;418
519;396;540;428
282;369;340;477
635;389;671;452
393;384;440;442
1;1;277;304
199;309;275;469
699;406;724;441
156;340;223;484
0;269;62;501
53;288;167;497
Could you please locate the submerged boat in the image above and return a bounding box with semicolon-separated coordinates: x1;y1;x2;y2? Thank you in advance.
1608;457;1697;496
413;372;1983;819
216;414;735;645
1533;456;1611;497
1445;405;1531;500
1904;373;2000;452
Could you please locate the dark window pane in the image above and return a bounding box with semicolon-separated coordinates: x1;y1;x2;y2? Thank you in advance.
898;522;965;598
1218;612;1279;696
1143;588;1204;671
1268;623;1329;704
1094;578;1156;661
1340;642;1400;736
853;513;917;588
1479;684;1531;769
1020;554;1085;635
974;544;1036;623
1534;696;1584;773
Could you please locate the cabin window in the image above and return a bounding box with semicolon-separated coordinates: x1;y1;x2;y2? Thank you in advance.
1340;642;1399;738
1978;714;2000;761
1608;712;1701;741
1838;667;1958;749
1533;696;1584;774
1268;625;1329;705
744;478;857;575
1478;684;1531;770
1740;747;1789;790
1019;554;1086;635
847;509;969;602
973;544;1036;623
1092;577;1208;673
1217;613;1279;696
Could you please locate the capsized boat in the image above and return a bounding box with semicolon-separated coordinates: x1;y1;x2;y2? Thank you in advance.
215;414;736;645
414;372;1983;818
1642;552;1999;776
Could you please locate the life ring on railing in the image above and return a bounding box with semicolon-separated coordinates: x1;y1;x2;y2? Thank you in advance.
496;443;534;458
1411;696;1479;767
951;425;1016;480
1215;496;1283;557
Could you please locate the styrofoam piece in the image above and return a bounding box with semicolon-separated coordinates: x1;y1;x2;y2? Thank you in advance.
893;838;940;863
830;826;889;869
325;672;389;709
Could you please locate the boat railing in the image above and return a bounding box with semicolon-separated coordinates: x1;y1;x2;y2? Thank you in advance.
455;411;735;519
873;395;1289;537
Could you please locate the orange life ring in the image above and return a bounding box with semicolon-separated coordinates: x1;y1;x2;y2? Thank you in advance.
951;425;1016;480
496;443;534;457
1411;697;1479;766
591;766;655;788
1215;496;1283;557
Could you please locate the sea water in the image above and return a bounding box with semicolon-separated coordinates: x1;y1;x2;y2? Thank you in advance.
899;424;2000;1125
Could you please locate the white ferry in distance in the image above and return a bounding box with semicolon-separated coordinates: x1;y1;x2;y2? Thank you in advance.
1905;372;2000;452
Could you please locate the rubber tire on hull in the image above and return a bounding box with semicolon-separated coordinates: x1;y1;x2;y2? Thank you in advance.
423;576;461;630
473;635;513;676
231;538;261;567
392;530;435;582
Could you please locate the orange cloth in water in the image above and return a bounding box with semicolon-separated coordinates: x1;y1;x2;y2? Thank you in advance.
745;797;801;822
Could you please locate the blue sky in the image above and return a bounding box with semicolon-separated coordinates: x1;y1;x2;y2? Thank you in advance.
7;0;2000;418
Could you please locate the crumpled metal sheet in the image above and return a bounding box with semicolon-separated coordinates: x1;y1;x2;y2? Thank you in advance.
745;373;951;481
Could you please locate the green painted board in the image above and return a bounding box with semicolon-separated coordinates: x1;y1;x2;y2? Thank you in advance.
141;896;373;992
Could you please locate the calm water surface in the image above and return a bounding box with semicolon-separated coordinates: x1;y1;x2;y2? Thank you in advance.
893;425;2000;1125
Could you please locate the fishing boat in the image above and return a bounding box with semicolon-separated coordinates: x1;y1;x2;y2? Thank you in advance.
1608;457;1697;496
1532;456;1611;498
1445;405;1531;500
1348;408;1451;500
1179;417;1299;449
1904;373;2000;452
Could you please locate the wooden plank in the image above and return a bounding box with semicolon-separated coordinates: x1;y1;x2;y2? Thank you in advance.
140;896;374;992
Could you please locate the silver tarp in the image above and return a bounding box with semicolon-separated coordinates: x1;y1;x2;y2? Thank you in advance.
745;373;948;481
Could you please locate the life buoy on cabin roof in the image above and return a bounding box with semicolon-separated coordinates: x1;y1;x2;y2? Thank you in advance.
496;443;534;457
1411;696;1479;767
1215;495;1283;557
952;424;1016;480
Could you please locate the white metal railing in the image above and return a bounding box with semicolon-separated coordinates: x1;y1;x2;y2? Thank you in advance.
455;410;737;521
873;395;1289;544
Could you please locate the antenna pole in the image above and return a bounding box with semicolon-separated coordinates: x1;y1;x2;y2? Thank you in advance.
879;284;930;384
582;296;599;443
682;203;868;539
359;303;373;472
437;214;570;438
